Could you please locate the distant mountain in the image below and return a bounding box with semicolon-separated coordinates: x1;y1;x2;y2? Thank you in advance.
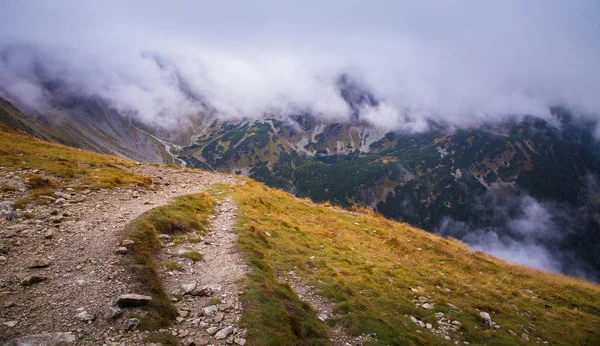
1;74;599;280
178;108;600;280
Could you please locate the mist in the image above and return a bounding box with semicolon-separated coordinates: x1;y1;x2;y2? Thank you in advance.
1;1;600;131
436;193;598;282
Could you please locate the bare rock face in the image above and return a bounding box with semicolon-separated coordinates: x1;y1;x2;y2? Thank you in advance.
2;332;77;345
115;294;152;307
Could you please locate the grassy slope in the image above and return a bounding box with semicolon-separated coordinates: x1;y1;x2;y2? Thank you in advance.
230;180;600;346
2;124;599;345
0;124;151;207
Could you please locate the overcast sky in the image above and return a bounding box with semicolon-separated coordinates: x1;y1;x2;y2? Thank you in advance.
0;0;599;130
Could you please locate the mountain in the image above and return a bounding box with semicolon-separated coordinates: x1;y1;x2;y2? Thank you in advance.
0;124;599;345
178;108;600;280
1;75;599;281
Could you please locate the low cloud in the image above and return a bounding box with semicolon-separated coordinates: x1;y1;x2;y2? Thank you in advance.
436;194;597;281
0;1;599;130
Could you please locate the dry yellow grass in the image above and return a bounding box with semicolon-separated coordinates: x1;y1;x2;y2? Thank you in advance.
230;180;600;345
0;125;151;208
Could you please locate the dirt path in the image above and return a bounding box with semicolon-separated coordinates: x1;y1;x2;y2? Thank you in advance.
280;272;374;346
0;164;242;345
159;196;247;345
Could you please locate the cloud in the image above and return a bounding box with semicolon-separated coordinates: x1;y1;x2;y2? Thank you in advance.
0;0;599;130
436;194;597;281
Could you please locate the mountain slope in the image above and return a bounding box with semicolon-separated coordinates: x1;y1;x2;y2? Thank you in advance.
180;111;600;280
229;181;600;345
0;125;599;345
0;96;175;164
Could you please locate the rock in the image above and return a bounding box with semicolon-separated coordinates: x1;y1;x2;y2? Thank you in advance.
409;316;419;325
317;313;328;321
421;303;434;310
417;320;425;328
54;191;71;199
121;239;135;247
3;320;18;327
444;336;451;341
179;329;190;338
103;306;123;320
206;327;219;335
191;286;211;296
434;312;445;318
125;318;140;331
234;338;247;345
508;329;517;337
181;282;197;294
521;333;530;342
219;303;234;312
202;305;218;316
75;310;95;322
115;294;152;307
114;247;128;254
479;311;495;329
44;229;54;239
185;338;209;346
2;332;77;345
158;234;172;241
215;326;233;340
213;312;225;323
425;323;432;329
179;309;190;318
21;275;47;286
452;320;462;326
264;232;271;237
28;259;51;268
418;296;428;302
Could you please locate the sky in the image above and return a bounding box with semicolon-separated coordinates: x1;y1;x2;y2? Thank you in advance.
0;0;599;130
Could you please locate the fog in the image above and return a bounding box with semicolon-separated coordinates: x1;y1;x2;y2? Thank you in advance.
1;1;599;130
436;194;597;282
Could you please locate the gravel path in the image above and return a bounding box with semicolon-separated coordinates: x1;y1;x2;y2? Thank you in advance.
0;164;242;345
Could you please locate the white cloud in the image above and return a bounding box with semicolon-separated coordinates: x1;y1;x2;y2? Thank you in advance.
0;0;599;129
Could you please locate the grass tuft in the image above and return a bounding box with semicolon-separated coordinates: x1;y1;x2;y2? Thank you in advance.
180;250;203;262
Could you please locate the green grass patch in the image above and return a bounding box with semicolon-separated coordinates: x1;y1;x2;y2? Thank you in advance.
162;261;183;271
124;192;215;330
180;250;203;262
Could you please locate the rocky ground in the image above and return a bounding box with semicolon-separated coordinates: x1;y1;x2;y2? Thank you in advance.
157;196;248;345
0;165;241;345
